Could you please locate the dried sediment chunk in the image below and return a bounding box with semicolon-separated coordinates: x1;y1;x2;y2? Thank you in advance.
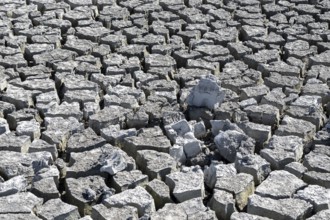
186;75;225;110
1;0;330;219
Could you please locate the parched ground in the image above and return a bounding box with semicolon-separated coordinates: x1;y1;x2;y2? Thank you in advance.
0;0;330;219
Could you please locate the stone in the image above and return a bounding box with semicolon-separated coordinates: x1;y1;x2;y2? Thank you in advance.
145;179;172;210
307;209;330;220
164;120;203;158
111;170;148;193
103;186;155;217
164;119;193;144
100;149;132;176
209;190;236;220
89;106;130;135
0;175;27;197
16;119;40;141
55;158;66;180
0;214;41;220
210;119;240;136
31;177;60;201
0;101;15;118
214;130;255;163
304;152;330;173
36;91;60;105
150;203;187;219
34;48;78;68
258;60;300;78
63;89;100;106
0;192;43;214
2;86;34;110
122;135;171;158
275;115;316;143
285;105;325;130
241;25;267;41
243;49;280;69
304;171;330;188
91;204;138;220
65;176;112;216
29;139;57;160
310;50;330;67
302;83;330;105
0;150;52;180
45;102;83;121
31;34;61;48
33;165;60;187
103;93;139;110
138;127;165;138
126;110;149;129
100;34;127;51
6;108;41;130
294;185;330;213
92;44;111;58
255;170;307;199
204;161;237;189
169;144;186;164
313;144;330;157
0;132;31;153
165;166;204;202
284;162;308;178
260;135;304;170
36;198;81;220
284;39;313;60
83;102;100;121
144;54;176;72
180;134;203;158
61;76;99;93
25;44;54;60
228;42;253;59
192;121;207;139
240;85;270;102
247;194;313;220
238;121;272;148
136;150;177;181
230;212;272;220
100;125;137;146
175;68;211;88
178;197;216;219
243;104;280;128
260;88;286;113
66;128;106;159
117;44;148;59
66;145;132;178
141;79;178;103
0;118;9;135
314;129;330;146
0;54;27;69
186;59;220;75
235;154;271;185
42;117;84;151
75;26;110;43
188;107;214;128
264;72;302;91
203;27;238;46
215;173;255;210
239;98;258;109
186;75;224;110
79;216;93;220
0;73;9;92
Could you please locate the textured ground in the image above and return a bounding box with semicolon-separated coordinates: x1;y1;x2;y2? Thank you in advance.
1;0;330;219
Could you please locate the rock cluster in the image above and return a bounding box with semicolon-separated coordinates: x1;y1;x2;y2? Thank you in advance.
0;0;330;219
